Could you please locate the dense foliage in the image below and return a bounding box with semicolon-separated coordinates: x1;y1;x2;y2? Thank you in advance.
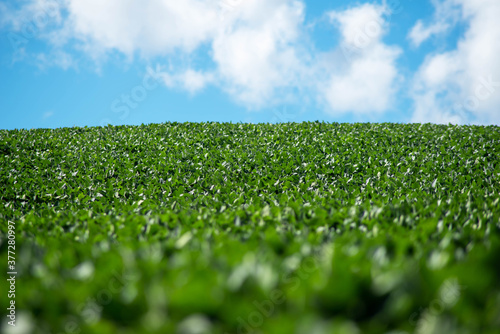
1;122;499;334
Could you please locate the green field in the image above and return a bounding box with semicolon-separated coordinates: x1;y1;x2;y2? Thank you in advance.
1;122;500;334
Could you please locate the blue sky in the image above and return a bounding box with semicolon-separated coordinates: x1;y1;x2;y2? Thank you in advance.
0;0;499;130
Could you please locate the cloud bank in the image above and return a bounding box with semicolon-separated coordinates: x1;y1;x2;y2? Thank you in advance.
1;0;401;112
1;0;499;124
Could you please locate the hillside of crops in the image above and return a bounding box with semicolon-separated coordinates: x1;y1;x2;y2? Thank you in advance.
1;122;499;334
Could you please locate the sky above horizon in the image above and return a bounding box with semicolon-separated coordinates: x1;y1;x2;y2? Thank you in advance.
0;0;499;130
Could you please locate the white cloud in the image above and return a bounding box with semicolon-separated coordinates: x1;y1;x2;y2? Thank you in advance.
411;0;500;124
408;20;449;48
212;0;307;107
159;69;215;95
407;0;461;47
329;3;386;47
320;4;402;115
63;0;220;57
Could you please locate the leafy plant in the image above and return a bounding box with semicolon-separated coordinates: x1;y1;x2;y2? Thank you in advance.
1;122;499;333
